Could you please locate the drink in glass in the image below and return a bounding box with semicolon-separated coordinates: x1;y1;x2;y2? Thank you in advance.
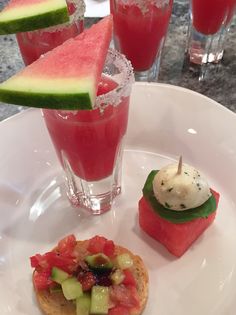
187;0;236;64
16;0;85;65
43;49;134;214
110;0;173;81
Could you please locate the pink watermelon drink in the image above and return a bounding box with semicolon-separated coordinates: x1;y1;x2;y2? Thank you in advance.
0;16;134;213
43;75;129;182
191;0;236;35
138;161;220;257
110;0;173;79
16;0;85;65
187;0;235;64
43;49;133;213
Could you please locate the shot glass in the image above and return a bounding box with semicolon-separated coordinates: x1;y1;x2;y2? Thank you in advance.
42;49;134;215
110;0;173;82
16;0;85;65
187;0;236;65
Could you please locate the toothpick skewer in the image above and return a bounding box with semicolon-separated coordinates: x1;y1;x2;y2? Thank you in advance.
177;156;182;174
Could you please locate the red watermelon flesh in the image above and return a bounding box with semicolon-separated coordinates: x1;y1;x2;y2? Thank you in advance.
139;189;220;257
21;18;111;79
3;0;46;10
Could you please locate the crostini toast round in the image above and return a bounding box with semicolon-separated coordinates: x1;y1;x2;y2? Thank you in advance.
33;242;148;315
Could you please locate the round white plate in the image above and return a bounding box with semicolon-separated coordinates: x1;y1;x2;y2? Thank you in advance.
0;83;236;315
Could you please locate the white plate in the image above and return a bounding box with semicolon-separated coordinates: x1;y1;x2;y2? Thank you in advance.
0;83;236;315
85;0;109;17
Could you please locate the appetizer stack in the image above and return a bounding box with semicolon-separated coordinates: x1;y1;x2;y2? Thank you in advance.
139;158;220;257
31;235;148;315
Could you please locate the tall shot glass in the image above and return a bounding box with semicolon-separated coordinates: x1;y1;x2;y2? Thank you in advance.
187;0;236;65
16;0;85;65
110;0;173;82
42;49;134;215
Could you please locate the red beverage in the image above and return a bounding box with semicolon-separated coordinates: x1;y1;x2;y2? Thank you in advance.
43;76;129;182
192;0;236;35
16;1;84;65
110;0;173;71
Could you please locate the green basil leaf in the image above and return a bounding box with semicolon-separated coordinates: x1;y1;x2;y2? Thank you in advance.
142;170;217;224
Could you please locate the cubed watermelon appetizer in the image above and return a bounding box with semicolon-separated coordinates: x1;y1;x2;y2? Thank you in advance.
138;162;220;257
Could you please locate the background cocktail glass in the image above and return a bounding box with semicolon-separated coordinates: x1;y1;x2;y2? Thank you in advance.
187;0;236;65
110;0;173;82
42;49;134;215
16;0;85;65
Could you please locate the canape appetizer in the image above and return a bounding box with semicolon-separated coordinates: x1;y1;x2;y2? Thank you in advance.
138;157;220;257
31;234;148;315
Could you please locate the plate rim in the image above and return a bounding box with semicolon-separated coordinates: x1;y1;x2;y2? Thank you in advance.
0;81;236;315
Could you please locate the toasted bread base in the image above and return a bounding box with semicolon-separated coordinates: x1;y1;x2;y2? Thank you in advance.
34;243;149;315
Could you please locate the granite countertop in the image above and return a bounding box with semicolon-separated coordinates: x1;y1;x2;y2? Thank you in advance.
0;0;235;121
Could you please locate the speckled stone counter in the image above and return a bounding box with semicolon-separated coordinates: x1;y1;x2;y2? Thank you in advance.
0;0;235;121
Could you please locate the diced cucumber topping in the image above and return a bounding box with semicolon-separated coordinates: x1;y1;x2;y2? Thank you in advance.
90;286;109;314
76;293;91;315
110;269;125;285
51;267;69;284
61;277;83;300
115;254;133;269
85;253;113;270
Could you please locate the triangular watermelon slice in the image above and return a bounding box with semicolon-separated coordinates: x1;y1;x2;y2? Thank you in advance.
0;16;113;110
0;0;70;35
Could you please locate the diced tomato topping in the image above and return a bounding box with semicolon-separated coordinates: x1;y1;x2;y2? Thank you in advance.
33;270;53;290
57;234;77;257
30;235;79;291
109;285;140;309
108;306;130;315
45;252;75;273
88;236;115;257
30;251;75;274
88;235;107;254
122;269;136;286
103;240;115;257
30;254;42;268
77;271;96;291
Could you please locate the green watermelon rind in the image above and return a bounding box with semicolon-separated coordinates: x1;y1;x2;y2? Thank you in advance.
0;88;92;110
0;7;69;35
143;170;217;224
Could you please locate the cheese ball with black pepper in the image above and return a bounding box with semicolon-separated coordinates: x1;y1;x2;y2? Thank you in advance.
153;163;212;210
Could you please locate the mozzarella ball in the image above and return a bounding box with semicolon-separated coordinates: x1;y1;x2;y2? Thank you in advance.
153;163;212;211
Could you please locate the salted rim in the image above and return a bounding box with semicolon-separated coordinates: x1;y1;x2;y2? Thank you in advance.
36;0;85;33
94;48;134;110
126;0;171;13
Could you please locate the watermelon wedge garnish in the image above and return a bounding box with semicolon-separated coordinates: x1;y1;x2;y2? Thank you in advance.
0;0;70;35
0;15;113;110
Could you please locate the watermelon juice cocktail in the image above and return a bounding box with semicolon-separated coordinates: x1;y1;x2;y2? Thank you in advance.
43;49;134;214
187;0;236;64
16;0;85;65
110;0;173;81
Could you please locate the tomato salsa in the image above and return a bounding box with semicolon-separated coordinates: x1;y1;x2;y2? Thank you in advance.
31;235;140;314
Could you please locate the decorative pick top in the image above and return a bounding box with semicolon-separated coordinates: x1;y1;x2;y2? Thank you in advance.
152;157;212;211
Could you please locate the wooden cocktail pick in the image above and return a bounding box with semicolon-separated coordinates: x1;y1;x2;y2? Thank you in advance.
177;156;182;175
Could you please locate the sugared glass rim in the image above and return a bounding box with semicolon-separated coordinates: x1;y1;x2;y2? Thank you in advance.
36;0;85;33
121;0;171;12
95;48;134;109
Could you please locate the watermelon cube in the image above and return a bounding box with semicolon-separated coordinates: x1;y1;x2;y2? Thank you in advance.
138;190;219;257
